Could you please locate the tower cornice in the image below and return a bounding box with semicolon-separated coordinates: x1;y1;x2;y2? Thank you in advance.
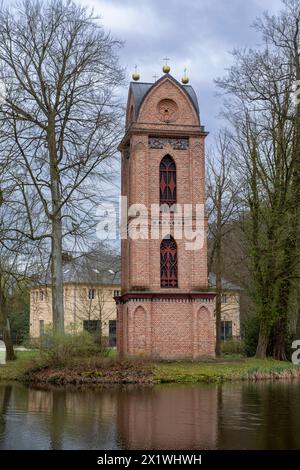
118;125;208;150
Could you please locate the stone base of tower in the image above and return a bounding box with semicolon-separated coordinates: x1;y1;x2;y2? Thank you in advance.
116;293;216;360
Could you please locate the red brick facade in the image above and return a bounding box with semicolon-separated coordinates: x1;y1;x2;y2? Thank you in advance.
116;74;216;359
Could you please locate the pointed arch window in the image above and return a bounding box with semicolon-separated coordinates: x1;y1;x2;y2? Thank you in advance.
160;155;176;207
160;236;178;288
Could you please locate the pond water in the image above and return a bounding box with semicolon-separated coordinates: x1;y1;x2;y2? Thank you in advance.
1;380;300;449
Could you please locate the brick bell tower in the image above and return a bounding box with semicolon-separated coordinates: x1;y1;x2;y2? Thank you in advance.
116;66;216;359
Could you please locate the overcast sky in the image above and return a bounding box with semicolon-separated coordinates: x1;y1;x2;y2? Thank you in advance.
78;0;286;247
2;0;286;248
82;0;283;138
2;0;285;138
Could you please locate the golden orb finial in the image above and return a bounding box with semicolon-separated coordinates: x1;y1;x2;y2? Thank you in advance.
162;57;170;74
132;65;140;81
181;68;189;84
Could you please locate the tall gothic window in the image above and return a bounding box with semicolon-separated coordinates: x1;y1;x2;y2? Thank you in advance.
160;236;178;288
160;155;176;207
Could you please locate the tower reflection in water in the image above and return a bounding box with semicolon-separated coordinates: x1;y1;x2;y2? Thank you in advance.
24;384;218;449
117;385;218;450
2;381;300;450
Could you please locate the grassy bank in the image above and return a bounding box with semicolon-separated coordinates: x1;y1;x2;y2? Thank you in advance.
1;351;300;385
0;351;38;381
154;358;300;383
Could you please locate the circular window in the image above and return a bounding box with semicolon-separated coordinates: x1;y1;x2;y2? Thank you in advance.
157;99;178;122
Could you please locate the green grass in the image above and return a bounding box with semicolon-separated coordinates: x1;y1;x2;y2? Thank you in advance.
1;351;300;385
154;358;300;384
0;350;38;381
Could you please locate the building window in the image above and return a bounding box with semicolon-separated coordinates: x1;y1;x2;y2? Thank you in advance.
113;290;121;297
109;320;117;347
39;290;44;301
39;320;45;337
160;155;176;207
83;320;100;334
221;294;227;303
160;236;178;288
88;288;96;300
221;321;232;341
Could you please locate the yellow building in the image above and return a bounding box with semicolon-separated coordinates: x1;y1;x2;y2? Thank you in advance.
208;273;241;340
30;253;240;345
30;252;120;346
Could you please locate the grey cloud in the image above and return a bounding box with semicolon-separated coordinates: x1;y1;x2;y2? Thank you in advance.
90;0;283;136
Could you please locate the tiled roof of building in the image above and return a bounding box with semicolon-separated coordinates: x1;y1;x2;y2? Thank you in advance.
208;272;241;291
32;250;120;287
32;251;240;291
130;75;200;117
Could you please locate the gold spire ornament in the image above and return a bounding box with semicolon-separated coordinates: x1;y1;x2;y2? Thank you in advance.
162;57;170;73
181;68;189;84
132;65;140;81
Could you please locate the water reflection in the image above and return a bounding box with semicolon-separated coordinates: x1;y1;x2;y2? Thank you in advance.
1;380;300;449
219;381;300;449
117;385;218;449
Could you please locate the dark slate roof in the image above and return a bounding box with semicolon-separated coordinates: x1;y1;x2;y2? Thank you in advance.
208;273;241;291
33;251;121;287
130;82;152;115
32;251;240;292
184;86;200;116
130;74;200;117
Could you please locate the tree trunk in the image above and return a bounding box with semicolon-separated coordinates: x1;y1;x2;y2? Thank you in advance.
272;317;287;361
51;215;64;332
48;115;64;332
215;186;222;357
0;284;15;361
255;320;269;358
99;308;102;347
3;318;15;361
215;261;222;357
296;288;300;338
272;280;290;361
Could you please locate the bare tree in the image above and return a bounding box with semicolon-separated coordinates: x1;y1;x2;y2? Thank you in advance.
216;19;297;358
76;285;117;345
0;0;124;332
207;130;240;356
254;0;300;359
69;246;119;344
0;235;37;360
0;159;41;360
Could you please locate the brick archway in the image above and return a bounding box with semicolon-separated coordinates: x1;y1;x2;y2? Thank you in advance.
133;306;147;353
197;306;214;356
